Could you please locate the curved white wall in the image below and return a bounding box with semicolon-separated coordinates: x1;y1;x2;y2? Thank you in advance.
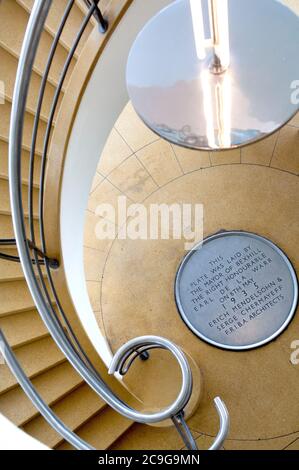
61;0;172;366
0;414;48;450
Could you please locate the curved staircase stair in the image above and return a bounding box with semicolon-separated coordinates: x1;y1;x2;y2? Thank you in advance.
0;0;136;450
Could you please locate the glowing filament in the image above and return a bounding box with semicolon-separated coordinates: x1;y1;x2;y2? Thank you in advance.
209;0;230;71
201;70;232;148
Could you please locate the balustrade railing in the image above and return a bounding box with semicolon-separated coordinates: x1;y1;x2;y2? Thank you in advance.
3;0;229;450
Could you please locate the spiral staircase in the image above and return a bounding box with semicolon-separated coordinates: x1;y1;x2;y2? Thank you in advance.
0;0;298;450
0;0;134;450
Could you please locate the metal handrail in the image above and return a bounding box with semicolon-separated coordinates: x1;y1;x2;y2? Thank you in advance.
0;330;94;450
7;0;229;450
27;0;105;382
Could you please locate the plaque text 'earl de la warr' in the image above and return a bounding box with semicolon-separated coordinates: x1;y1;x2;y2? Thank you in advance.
175;232;298;350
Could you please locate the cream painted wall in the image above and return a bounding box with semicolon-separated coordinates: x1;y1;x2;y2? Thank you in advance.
60;0;173;366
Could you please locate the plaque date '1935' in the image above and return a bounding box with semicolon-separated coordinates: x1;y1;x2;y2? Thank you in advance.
175;232;298;350
189;245;284;336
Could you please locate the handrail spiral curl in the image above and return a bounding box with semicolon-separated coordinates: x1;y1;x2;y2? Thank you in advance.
108;336;193;422
109;336;230;450
7;0;229;450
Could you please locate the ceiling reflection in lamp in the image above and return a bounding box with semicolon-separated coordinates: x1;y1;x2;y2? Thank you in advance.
190;0;206;60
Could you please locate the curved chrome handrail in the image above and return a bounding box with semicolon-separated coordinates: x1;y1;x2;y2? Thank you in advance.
110;337;230;450
108;336;193;422
0;330;94;450
209;398;230;450
8;0;229;450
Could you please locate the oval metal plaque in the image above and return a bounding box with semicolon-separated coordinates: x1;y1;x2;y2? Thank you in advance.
175;231;298;350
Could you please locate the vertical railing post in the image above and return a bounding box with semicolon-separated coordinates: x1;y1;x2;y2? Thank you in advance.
85;0;108;33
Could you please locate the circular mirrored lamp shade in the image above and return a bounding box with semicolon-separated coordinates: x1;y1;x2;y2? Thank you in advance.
126;0;299;151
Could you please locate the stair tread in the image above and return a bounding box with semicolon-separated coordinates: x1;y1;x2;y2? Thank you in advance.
23;383;107;448
0;251;48;282
4;94;50;126
110;422;188;451
0;213;43;246
0;101;51;156
0;257;28;283
0;44;64;91
0;336;65;394
0;47;63;123
0;361;84;426
0;140;41;188
0;179;39;219
0;309;48;348
17;0;93;57
0;1;76;87
0;136;43;158
0;279;55;317
57;406;133;450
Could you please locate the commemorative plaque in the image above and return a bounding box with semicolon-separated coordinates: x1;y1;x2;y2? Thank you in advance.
175;231;298;350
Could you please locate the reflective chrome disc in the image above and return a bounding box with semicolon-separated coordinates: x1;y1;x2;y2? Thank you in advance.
127;0;299;150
